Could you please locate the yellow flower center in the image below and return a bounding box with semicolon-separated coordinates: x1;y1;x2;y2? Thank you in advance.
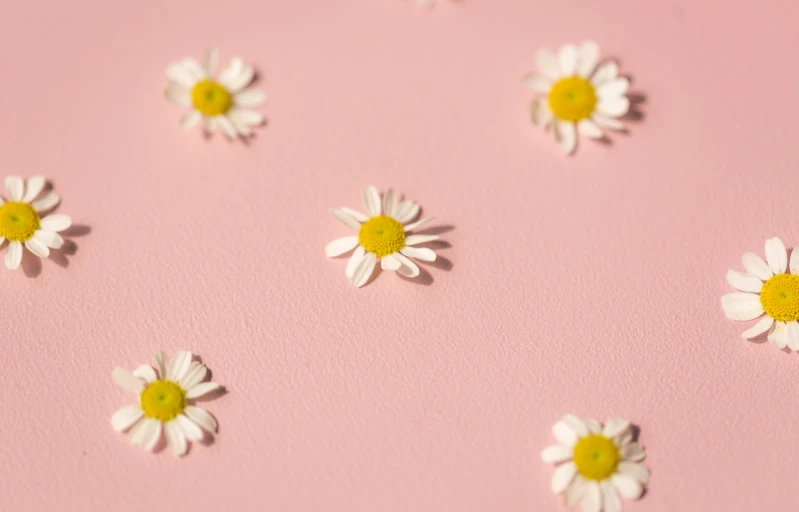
572;435;620;480
140;380;186;422
760;273;799;322
358;216;406;258
548;76;597;122
191;79;232;116
0;202;40;242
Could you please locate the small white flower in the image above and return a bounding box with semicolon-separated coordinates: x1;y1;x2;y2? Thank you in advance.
523;41;630;154
165;48;266;139
111;350;222;457
0;176;71;270
326;186;439;288
721;237;799;350
541;415;649;512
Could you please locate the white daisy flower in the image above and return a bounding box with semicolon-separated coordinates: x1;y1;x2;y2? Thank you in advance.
541;415;649;512
721;237;799;350
111;350;222;457
523;41;630;154
165;47;266;138
0;176;71;270
326;186;439;288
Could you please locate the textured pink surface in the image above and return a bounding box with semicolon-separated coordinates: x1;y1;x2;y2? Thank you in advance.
1;0;798;510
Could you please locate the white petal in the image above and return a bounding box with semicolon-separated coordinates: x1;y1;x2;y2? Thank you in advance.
565;476;588;507
597;77;630;100
742;252;774;281
230;117;252;137
216;115;237;139
31;191;60;213
181;58;206;81
535;47;562;80
24;237;49;258
611;474;644;499
351;252;377;288
166;62;195;88
4;241;22;270
128;417;150;446
790;245;799;274
404;217;435;233
590;60;619;86
340;207;369;223
576;41;600;77
346;246;365;278
184;405;218;432
720;293;765;321
22;176;45;203
393;200;421;224
551;462;577;493
154;350;168;380
602;417;630;439
164;84;190;106
5;176;23;201
165;420;188;456
580;482;602;512
596;96;630;118
577;119;604;139
218;57;243;84
741;316;774;339
382;188;397;217
618;462;650;484
329;208;361;230
405;234;438;246
621;442;646;462
363;186;381;217
167;350;192;382
111;368;144;393
768;321;786;348
234;89;266;107
325;236;359;257
228;108;264;126
225;64;255;93
203;47;218;76
203;116;218;134
180;110;201;130
765;237;788;274
176;414;204;442
558;44;579;75
523;73;552;93
111;405;143;432
531;97;554;127
601;480;622;512
179;362;207;390
393;252;420;278
787;321;799;351
186;381;220;399
540;444;573;464
132;364;157;383
591;113;625;131
39;214;72;232
552;420;579;446
561;414;588;437
400;246;436;262
583;418;602;434
726;270;763;293
381;253;402;271
555;121;577;154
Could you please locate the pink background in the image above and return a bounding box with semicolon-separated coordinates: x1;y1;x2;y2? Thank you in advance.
1;0;798;510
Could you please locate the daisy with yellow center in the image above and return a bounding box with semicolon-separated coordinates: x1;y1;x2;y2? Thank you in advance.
541;415;649;512
165;48;266;139
111;350;222;456
325;186;439;288
523;41;630;154
721;237;799;351
0;176;71;270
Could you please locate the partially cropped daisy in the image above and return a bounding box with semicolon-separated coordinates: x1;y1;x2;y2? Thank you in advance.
111;350;222;457
165;47;266;138
326;186;439;288
541;415;649;512
523;41;630;154
722;237;799;350
0;176;71;270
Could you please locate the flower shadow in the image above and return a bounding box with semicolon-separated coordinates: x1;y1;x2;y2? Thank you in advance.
22;224;91;278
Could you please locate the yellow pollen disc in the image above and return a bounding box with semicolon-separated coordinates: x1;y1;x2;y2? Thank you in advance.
358;216;406;258
0;202;40;242
140;380;186;422
191;79;232;116
760;273;799;322
548;76;598;122
572;435;620;480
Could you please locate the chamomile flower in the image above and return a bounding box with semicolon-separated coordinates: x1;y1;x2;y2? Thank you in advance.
541;415;649;512
326;186;439;288
0;176;71;270
111;350;222;457
721;237;799;350
523;41;630;154
165;48;266;139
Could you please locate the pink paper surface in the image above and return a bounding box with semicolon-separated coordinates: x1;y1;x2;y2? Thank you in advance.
1;1;798;510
